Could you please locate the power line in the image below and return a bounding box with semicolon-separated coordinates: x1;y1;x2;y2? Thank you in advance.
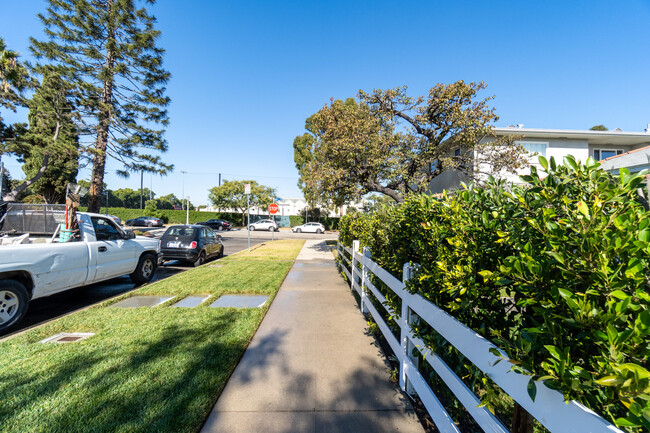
174;170;298;180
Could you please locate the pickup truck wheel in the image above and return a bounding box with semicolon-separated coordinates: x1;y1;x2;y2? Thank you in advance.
0;280;29;332
193;251;206;267
130;253;157;285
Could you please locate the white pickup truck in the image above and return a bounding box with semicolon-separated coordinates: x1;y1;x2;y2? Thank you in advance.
0;212;162;332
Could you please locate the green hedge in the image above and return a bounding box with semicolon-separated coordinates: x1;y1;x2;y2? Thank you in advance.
339;156;650;432
289;215;304;227
80;207;244;226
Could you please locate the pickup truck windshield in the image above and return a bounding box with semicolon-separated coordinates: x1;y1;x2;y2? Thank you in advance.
91;216;125;241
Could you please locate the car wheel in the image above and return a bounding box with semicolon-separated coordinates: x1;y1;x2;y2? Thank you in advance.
296;228;302;233
316;229;323;234
147;222;153;227
193;251;206;267
268;226;274;232
130;253;157;285
249;226;255;231
217;247;224;259
218;226;223;231
0;280;29;332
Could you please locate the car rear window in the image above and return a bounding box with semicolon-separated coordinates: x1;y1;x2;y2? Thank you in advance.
164;227;196;238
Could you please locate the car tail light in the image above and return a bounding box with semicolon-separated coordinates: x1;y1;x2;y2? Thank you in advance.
189;241;197;249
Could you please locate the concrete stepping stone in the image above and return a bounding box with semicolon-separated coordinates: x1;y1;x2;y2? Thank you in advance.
40;332;95;343
171;296;209;308
110;296;174;308
209;295;269;309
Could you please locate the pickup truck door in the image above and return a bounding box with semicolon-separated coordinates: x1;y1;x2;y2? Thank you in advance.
88;216;137;281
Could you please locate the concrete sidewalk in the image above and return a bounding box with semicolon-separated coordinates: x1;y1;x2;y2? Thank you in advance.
201;240;424;433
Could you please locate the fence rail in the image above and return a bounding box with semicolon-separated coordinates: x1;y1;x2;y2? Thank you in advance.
336;240;623;433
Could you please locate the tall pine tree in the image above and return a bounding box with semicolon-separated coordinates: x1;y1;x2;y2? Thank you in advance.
0;37;31;148
19;67;79;204
31;0;171;212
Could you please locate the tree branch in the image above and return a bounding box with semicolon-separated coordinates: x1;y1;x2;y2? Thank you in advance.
2;121;60;202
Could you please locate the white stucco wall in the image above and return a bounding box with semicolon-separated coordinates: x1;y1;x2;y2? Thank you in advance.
477;137;592;185
427;169;470;194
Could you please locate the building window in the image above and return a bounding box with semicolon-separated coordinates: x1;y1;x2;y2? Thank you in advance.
454;148;461;157
519;142;547;161
593;149;623;161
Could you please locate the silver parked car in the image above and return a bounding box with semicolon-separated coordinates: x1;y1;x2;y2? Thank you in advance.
104;214;122;226
292;222;325;234
248;219;279;231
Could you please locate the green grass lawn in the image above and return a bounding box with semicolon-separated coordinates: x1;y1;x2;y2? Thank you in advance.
0;239;305;433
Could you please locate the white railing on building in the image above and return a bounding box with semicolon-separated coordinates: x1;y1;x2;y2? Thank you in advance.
336;240;623;433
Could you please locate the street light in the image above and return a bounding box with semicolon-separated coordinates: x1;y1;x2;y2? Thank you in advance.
181;170;187;210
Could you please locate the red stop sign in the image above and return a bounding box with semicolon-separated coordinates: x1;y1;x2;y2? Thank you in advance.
268;203;279;214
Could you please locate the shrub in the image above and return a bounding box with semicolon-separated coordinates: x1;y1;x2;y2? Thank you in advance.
143;200;167;223
338;156;650;431
289;215;304;227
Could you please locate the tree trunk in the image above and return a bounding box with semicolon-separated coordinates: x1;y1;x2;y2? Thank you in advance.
510;403;534;433
88;0;115;213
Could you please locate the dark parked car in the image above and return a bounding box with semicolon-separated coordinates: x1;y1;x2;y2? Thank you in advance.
161;225;224;267
196;218;232;231
125;216;164;227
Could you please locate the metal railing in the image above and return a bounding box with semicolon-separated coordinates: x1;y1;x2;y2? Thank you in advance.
0;203;66;235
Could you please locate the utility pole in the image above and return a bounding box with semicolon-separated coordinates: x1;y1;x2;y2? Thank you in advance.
218;172;221;187
186;197;190;224
181;170;187;210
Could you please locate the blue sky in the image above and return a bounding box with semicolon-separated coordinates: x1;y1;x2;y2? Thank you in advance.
2;0;650;205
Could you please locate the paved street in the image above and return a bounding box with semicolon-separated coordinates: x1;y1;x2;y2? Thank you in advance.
0;228;296;338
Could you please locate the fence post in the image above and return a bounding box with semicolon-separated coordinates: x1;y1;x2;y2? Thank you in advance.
351;240;360;292
400;262;420;397
360;246;371;314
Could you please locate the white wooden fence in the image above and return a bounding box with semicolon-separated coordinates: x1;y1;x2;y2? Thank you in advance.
337;240;623;433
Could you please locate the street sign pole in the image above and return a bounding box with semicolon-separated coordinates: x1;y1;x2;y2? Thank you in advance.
245;184;251;252
268;203;279;242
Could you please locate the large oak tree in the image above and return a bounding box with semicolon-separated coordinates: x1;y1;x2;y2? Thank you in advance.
31;0;172;212
294;81;527;204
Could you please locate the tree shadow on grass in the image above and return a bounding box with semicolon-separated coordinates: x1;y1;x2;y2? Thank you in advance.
0;310;270;433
